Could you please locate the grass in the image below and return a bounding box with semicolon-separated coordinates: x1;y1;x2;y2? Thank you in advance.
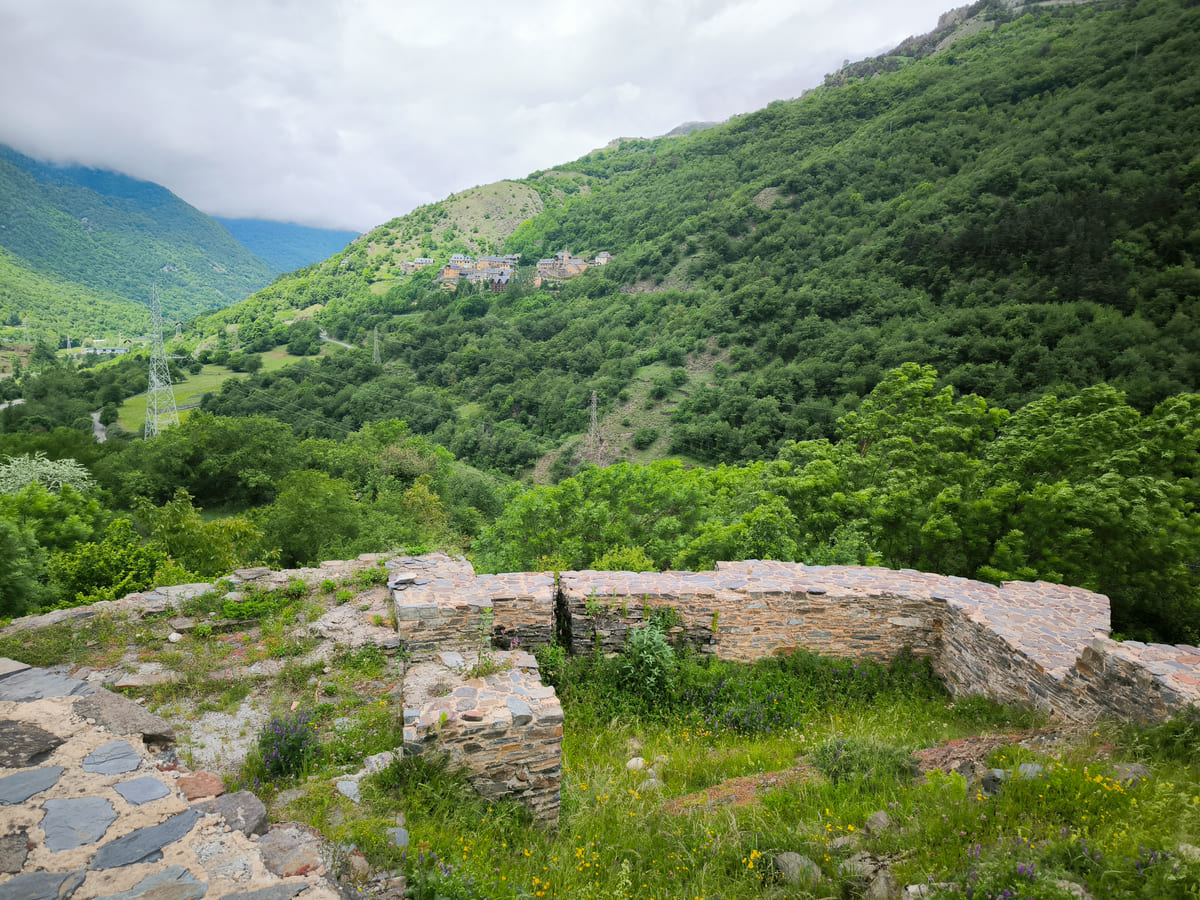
218;631;1200;898
116;348;319;432
264;684;1197;899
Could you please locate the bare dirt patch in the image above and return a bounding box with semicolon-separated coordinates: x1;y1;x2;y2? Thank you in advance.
663;763;821;814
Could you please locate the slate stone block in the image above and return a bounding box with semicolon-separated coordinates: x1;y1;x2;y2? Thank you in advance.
89;809;200;870
113;776;170;806
506;698;532;726
0;669;94;703
0;766;64;805
42;798;118;851
90;865;206;900
82;741;141;775
0;868;85;900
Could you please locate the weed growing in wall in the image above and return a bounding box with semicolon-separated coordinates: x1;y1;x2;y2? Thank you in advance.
616;624;677;710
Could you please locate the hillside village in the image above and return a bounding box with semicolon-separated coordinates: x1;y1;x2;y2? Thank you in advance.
398;249;612;291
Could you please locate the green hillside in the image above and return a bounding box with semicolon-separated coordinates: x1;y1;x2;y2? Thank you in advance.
0;144;275;332
213;217;360;273
0;247;149;343
193;0;1200;476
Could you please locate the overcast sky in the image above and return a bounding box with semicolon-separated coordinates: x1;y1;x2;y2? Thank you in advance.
0;0;954;232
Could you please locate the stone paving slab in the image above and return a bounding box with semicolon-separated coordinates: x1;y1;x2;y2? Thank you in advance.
0;766;64;805
0;669;95;704
0;661;338;900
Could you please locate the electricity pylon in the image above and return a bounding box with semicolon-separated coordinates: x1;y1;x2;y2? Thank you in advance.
144;286;179;438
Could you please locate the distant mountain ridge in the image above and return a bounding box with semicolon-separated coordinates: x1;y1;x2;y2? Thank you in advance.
214;218;360;274
0;143;275;340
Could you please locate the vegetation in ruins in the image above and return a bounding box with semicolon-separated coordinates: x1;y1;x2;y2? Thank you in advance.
1;585;1196;899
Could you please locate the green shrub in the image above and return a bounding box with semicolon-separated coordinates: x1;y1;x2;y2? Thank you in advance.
355;564;389;588
632;427;660;450
533;642;567;688
617;624;677;708
809;737;913;787
591;545;656;572
221;587;290;620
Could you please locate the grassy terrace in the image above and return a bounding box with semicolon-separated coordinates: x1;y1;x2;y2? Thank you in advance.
117;347;318;433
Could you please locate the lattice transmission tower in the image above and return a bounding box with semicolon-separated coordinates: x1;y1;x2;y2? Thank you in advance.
144;286;179;438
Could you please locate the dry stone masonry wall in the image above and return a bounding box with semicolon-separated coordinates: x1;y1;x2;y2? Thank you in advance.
400;650;563;826
392;556;1200;726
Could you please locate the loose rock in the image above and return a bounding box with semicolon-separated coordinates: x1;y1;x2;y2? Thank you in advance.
193;790;269;836
0;720;64;767
866;868;901;900
0;830;30;874
256;823;324;877
177;771;225;800
865;810;892;835
774;851;821;885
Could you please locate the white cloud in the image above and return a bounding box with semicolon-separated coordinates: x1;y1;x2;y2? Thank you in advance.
0;0;951;231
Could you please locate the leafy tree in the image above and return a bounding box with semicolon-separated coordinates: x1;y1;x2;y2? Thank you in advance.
286;320;322;356
0;482;106;553
47;519;166;607
0;518;44;617
259;470;360;566
134;489;262;577
0;452;96;493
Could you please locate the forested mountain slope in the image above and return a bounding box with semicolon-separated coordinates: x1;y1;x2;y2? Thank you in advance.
213;218;360;274
197;0;1200;473
0;144;275;335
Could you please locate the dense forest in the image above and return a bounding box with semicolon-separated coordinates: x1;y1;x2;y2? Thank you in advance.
2;0;1198;647
212;218;361;274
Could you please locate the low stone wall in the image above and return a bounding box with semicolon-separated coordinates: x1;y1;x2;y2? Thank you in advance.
401;650;563;825
559;564;943;662
394;557;1199;726
1062;637;1200;724
390;554;490;658
478;573;556;649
